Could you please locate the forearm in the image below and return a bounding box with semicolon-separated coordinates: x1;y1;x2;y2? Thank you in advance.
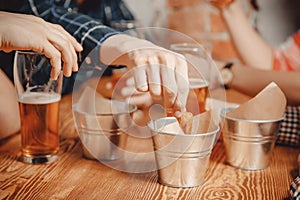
231;64;300;105
222;1;274;70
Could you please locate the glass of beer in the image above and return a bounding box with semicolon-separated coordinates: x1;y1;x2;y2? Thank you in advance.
13;51;63;164
188;78;209;114
170;43;217;114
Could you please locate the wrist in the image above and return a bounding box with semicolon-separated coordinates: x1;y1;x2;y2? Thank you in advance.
222;0;243;15
220;62;234;89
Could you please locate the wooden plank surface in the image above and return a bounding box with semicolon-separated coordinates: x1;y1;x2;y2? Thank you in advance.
0;90;299;200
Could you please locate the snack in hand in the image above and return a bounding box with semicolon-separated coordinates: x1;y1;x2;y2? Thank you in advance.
179;112;193;134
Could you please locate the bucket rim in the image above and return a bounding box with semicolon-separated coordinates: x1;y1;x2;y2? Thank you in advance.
220;107;285;123
147;117;220;137
72;100;137;116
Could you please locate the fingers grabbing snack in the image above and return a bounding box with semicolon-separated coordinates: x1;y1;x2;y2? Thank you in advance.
178;112;193;134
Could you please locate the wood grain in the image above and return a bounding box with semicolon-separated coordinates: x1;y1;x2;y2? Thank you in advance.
0;90;299;200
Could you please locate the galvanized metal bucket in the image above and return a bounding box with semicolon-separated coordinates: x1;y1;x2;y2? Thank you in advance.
73;100;137;161
148;117;220;188
221;108;284;170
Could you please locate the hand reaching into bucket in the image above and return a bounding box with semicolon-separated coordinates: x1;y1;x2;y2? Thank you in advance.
100;34;189;116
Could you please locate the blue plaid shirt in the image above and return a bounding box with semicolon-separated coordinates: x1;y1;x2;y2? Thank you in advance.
1;0;134;59
0;0;134;93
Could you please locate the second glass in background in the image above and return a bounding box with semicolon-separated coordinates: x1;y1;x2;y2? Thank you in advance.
170;43;215;114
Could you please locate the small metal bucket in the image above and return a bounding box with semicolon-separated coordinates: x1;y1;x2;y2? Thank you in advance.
221;108;284;170
73;100;137;161
148;117;220;188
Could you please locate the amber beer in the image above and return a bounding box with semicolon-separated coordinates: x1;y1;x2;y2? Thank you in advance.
187;78;209;115
210;0;234;9
19;92;61;163
218;0;234;4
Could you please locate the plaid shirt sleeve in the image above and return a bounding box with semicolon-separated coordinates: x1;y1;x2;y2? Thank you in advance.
276;106;300;147
46;5;119;62
2;0;121;63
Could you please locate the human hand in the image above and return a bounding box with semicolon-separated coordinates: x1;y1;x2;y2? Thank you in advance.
0;12;83;79
129;48;189;114
118;76;154;108
101;35;189;115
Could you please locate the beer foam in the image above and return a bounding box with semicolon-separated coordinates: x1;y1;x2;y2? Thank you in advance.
19;92;61;104
189;78;209;89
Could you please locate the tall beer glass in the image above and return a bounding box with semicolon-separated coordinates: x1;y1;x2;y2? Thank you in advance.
170;43;213;114
13;51;63;164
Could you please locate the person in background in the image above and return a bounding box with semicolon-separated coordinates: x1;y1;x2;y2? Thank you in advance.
211;0;300;72
210;0;300;147
210;1;299;198
0;1;190;137
0;11;83;139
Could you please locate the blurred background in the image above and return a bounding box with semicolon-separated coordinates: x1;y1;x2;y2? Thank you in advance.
124;0;300;62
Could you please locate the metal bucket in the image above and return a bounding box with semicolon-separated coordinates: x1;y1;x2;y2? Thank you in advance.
73;100;137;161
148;117;220;188
221;108;284;170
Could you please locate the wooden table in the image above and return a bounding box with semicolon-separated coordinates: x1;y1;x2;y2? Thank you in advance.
0;89;299;200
